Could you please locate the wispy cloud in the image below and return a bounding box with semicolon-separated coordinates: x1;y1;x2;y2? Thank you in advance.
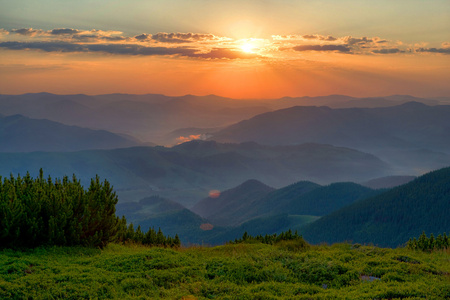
372;48;405;54
416;47;450;54
292;44;351;53
0;41;257;59
1;27;448;60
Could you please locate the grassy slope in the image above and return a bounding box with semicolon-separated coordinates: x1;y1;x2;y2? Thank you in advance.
1;243;448;299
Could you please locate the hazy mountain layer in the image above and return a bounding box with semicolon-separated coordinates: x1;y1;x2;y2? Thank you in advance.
0;140;390;207
1;93;447;145
361;175;416;189
0;114;140;152
211;102;450;152
210;102;450;174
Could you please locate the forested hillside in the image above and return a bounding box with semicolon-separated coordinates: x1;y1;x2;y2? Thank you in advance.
301;167;450;247
191;179;276;226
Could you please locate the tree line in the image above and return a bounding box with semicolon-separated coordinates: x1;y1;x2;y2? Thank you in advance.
0;170;179;249
230;229;308;246
407;231;449;252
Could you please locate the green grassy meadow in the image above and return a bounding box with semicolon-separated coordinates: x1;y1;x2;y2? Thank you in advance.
1;242;449;299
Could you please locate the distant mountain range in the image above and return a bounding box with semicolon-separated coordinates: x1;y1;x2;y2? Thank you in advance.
0;140;389;207
210;102;450;174
211;102;450;151
0;114;141;152
0;93;270;144
1;93;448;145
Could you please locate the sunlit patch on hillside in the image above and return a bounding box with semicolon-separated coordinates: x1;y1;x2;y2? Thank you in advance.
176;134;202;144
209;190;221;198
200;223;214;231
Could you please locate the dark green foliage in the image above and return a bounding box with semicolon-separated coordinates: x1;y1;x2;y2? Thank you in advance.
0;169;121;248
0;170;180;249
301;166;450;247
407;231;449;251
230;229;309;250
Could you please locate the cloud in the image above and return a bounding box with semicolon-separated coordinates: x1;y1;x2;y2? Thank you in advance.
416;47;450;54
86;43;199;56
0;41;85;52
343;36;373;45
135;33;151;41
151;32;217;43
302;34;337;41
72;34;128;42
372;48;404;54
0;41;258;59
50;28;81;35
2;27;444;59
10;28;44;36
272;34;337;41
0;28;9;38
292;44;351;52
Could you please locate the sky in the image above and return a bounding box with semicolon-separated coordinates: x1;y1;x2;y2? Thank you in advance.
0;0;449;98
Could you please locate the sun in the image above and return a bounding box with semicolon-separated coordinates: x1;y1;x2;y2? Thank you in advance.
241;42;255;53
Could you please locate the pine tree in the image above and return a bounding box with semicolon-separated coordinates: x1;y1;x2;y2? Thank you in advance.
156;228;165;246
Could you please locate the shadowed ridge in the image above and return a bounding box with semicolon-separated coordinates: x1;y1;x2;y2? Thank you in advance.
191;179;275;226
301;166;450;247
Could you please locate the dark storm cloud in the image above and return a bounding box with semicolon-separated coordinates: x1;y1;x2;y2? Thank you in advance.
292;44;351;52
372;48;404;54
416;47;450;54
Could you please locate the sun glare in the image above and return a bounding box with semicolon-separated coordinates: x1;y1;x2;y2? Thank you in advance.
241;43;255;53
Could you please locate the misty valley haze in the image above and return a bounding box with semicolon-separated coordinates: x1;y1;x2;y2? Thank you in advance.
0;92;449;246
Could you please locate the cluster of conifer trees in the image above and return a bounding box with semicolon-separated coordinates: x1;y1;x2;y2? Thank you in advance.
231;229;308;246
407;232;449;251
121;222;180;247
0;170;179;249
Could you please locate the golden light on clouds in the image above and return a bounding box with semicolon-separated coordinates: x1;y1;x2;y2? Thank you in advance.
0;26;449;97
